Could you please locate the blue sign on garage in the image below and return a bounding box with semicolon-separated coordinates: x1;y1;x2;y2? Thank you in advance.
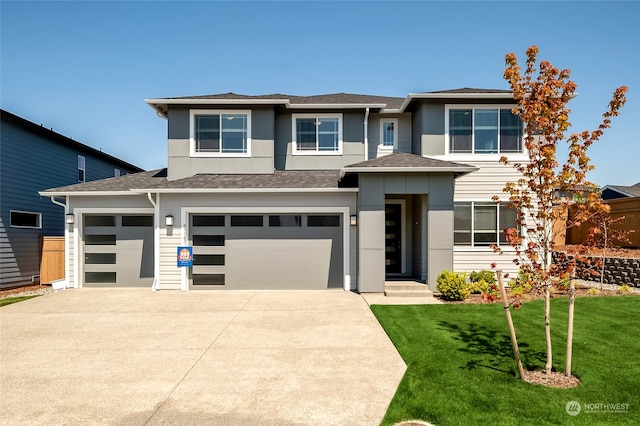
177;246;193;267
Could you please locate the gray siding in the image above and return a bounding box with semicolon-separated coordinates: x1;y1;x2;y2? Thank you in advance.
0;118;140;287
367;113;412;160
413;103;445;156
167;107;275;180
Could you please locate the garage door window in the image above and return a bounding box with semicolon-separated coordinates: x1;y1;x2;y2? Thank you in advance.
85;253;116;264
192;235;225;246
192;274;225;286
193;215;225;226
85;216;115;227
269;215;302;227
85;235;117;245
230;215;263;227
122;216;153;227
308;215;340;227
193;254;225;266
85;272;116;283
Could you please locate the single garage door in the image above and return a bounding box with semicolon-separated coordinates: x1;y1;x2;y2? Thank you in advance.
82;214;154;287
189;213;343;290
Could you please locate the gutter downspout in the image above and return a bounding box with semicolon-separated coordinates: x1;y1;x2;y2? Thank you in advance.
50;196;70;289
364;107;370;161
147;192;160;291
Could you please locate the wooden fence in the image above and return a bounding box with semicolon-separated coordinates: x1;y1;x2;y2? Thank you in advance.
566;196;640;248
40;236;65;284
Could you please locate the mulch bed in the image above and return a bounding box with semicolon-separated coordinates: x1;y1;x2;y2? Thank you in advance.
0;284;53;299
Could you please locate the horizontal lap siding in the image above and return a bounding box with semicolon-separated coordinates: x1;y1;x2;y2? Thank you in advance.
453;250;519;276
453;161;526;200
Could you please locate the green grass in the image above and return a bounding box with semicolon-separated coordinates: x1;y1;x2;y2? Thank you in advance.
372;296;640;425
0;295;39;307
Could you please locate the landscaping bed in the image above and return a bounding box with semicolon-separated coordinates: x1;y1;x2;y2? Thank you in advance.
0;284;53;299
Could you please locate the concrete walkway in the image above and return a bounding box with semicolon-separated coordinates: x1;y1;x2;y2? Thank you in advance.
0;289;406;425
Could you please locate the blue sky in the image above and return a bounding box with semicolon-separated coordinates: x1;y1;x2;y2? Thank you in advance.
2;0;638;186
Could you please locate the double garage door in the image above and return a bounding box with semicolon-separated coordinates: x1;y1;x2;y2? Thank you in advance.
82;214;154;287
189;213;344;290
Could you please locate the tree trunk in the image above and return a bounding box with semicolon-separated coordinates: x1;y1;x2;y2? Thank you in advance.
545;282;553;375
497;271;526;380
566;271;576;376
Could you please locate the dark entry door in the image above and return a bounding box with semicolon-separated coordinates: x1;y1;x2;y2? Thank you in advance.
385;204;402;274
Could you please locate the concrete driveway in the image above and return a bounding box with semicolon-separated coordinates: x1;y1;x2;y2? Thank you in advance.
0;289;406;425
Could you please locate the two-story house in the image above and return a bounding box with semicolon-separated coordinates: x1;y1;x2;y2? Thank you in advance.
1;109;143;288
40;88;526;292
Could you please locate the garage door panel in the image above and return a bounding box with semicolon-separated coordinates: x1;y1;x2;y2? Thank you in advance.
83;214;153;288
189;213;344;290
225;239;332;290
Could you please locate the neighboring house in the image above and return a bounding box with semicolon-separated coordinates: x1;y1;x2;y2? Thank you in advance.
601;182;640;200
40;88;528;292
1;109;143;288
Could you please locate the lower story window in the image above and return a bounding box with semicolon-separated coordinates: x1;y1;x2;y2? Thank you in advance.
454;202;517;246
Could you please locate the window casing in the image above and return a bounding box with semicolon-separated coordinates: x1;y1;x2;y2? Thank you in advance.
380;119;398;149
292;114;342;155
10;210;42;229
78;155;85;182
190;110;251;157
447;106;523;154
454;202;518;247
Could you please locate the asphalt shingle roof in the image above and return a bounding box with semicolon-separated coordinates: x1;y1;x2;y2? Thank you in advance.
344;152;474;170
41;169;347;193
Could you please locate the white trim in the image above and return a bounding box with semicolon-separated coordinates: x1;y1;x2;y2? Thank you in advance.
400;92;514;112
385;200;407;274
444;104;525;156
130;188;359;194
292;113;343;156
189;109;252;158
73;207;155;289
180;206;351;292
39;191;138;197
379;118;398;150
147;192;160;291
9;210;42;229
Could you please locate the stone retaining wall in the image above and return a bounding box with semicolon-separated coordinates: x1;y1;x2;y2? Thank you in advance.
553;253;640;287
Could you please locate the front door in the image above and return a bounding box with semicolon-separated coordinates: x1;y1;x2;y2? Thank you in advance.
385;203;402;274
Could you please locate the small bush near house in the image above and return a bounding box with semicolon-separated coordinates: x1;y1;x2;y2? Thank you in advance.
509;269;535;296
436;270;470;301
468;270;498;294
619;284;631;293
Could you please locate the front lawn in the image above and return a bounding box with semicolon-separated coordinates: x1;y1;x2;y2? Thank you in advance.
372;296;639;425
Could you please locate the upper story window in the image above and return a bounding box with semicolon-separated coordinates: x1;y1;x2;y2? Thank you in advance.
447;106;523;154
190;110;251;157
78;155;85;182
292;114;342;155
114;168;121;177
380;119;398;149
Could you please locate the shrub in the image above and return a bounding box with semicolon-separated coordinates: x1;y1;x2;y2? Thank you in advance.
468;270;497;285
619;284;631;293
468;279;490;294
436;270;470;301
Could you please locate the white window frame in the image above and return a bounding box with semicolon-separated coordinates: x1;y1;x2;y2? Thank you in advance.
10;210;42;229
292;113;343;155
114;168;121;177
379;118;398;150
445;104;525;157
190;109;252;158
78;155;86;182
453;201;518;248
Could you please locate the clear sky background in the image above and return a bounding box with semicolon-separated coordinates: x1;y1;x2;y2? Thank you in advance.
1;1;638;186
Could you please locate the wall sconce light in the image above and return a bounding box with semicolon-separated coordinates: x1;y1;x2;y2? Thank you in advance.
350;215;357;226
165;215;174;226
65;213;75;224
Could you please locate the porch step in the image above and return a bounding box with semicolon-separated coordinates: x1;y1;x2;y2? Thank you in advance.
384;281;433;297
